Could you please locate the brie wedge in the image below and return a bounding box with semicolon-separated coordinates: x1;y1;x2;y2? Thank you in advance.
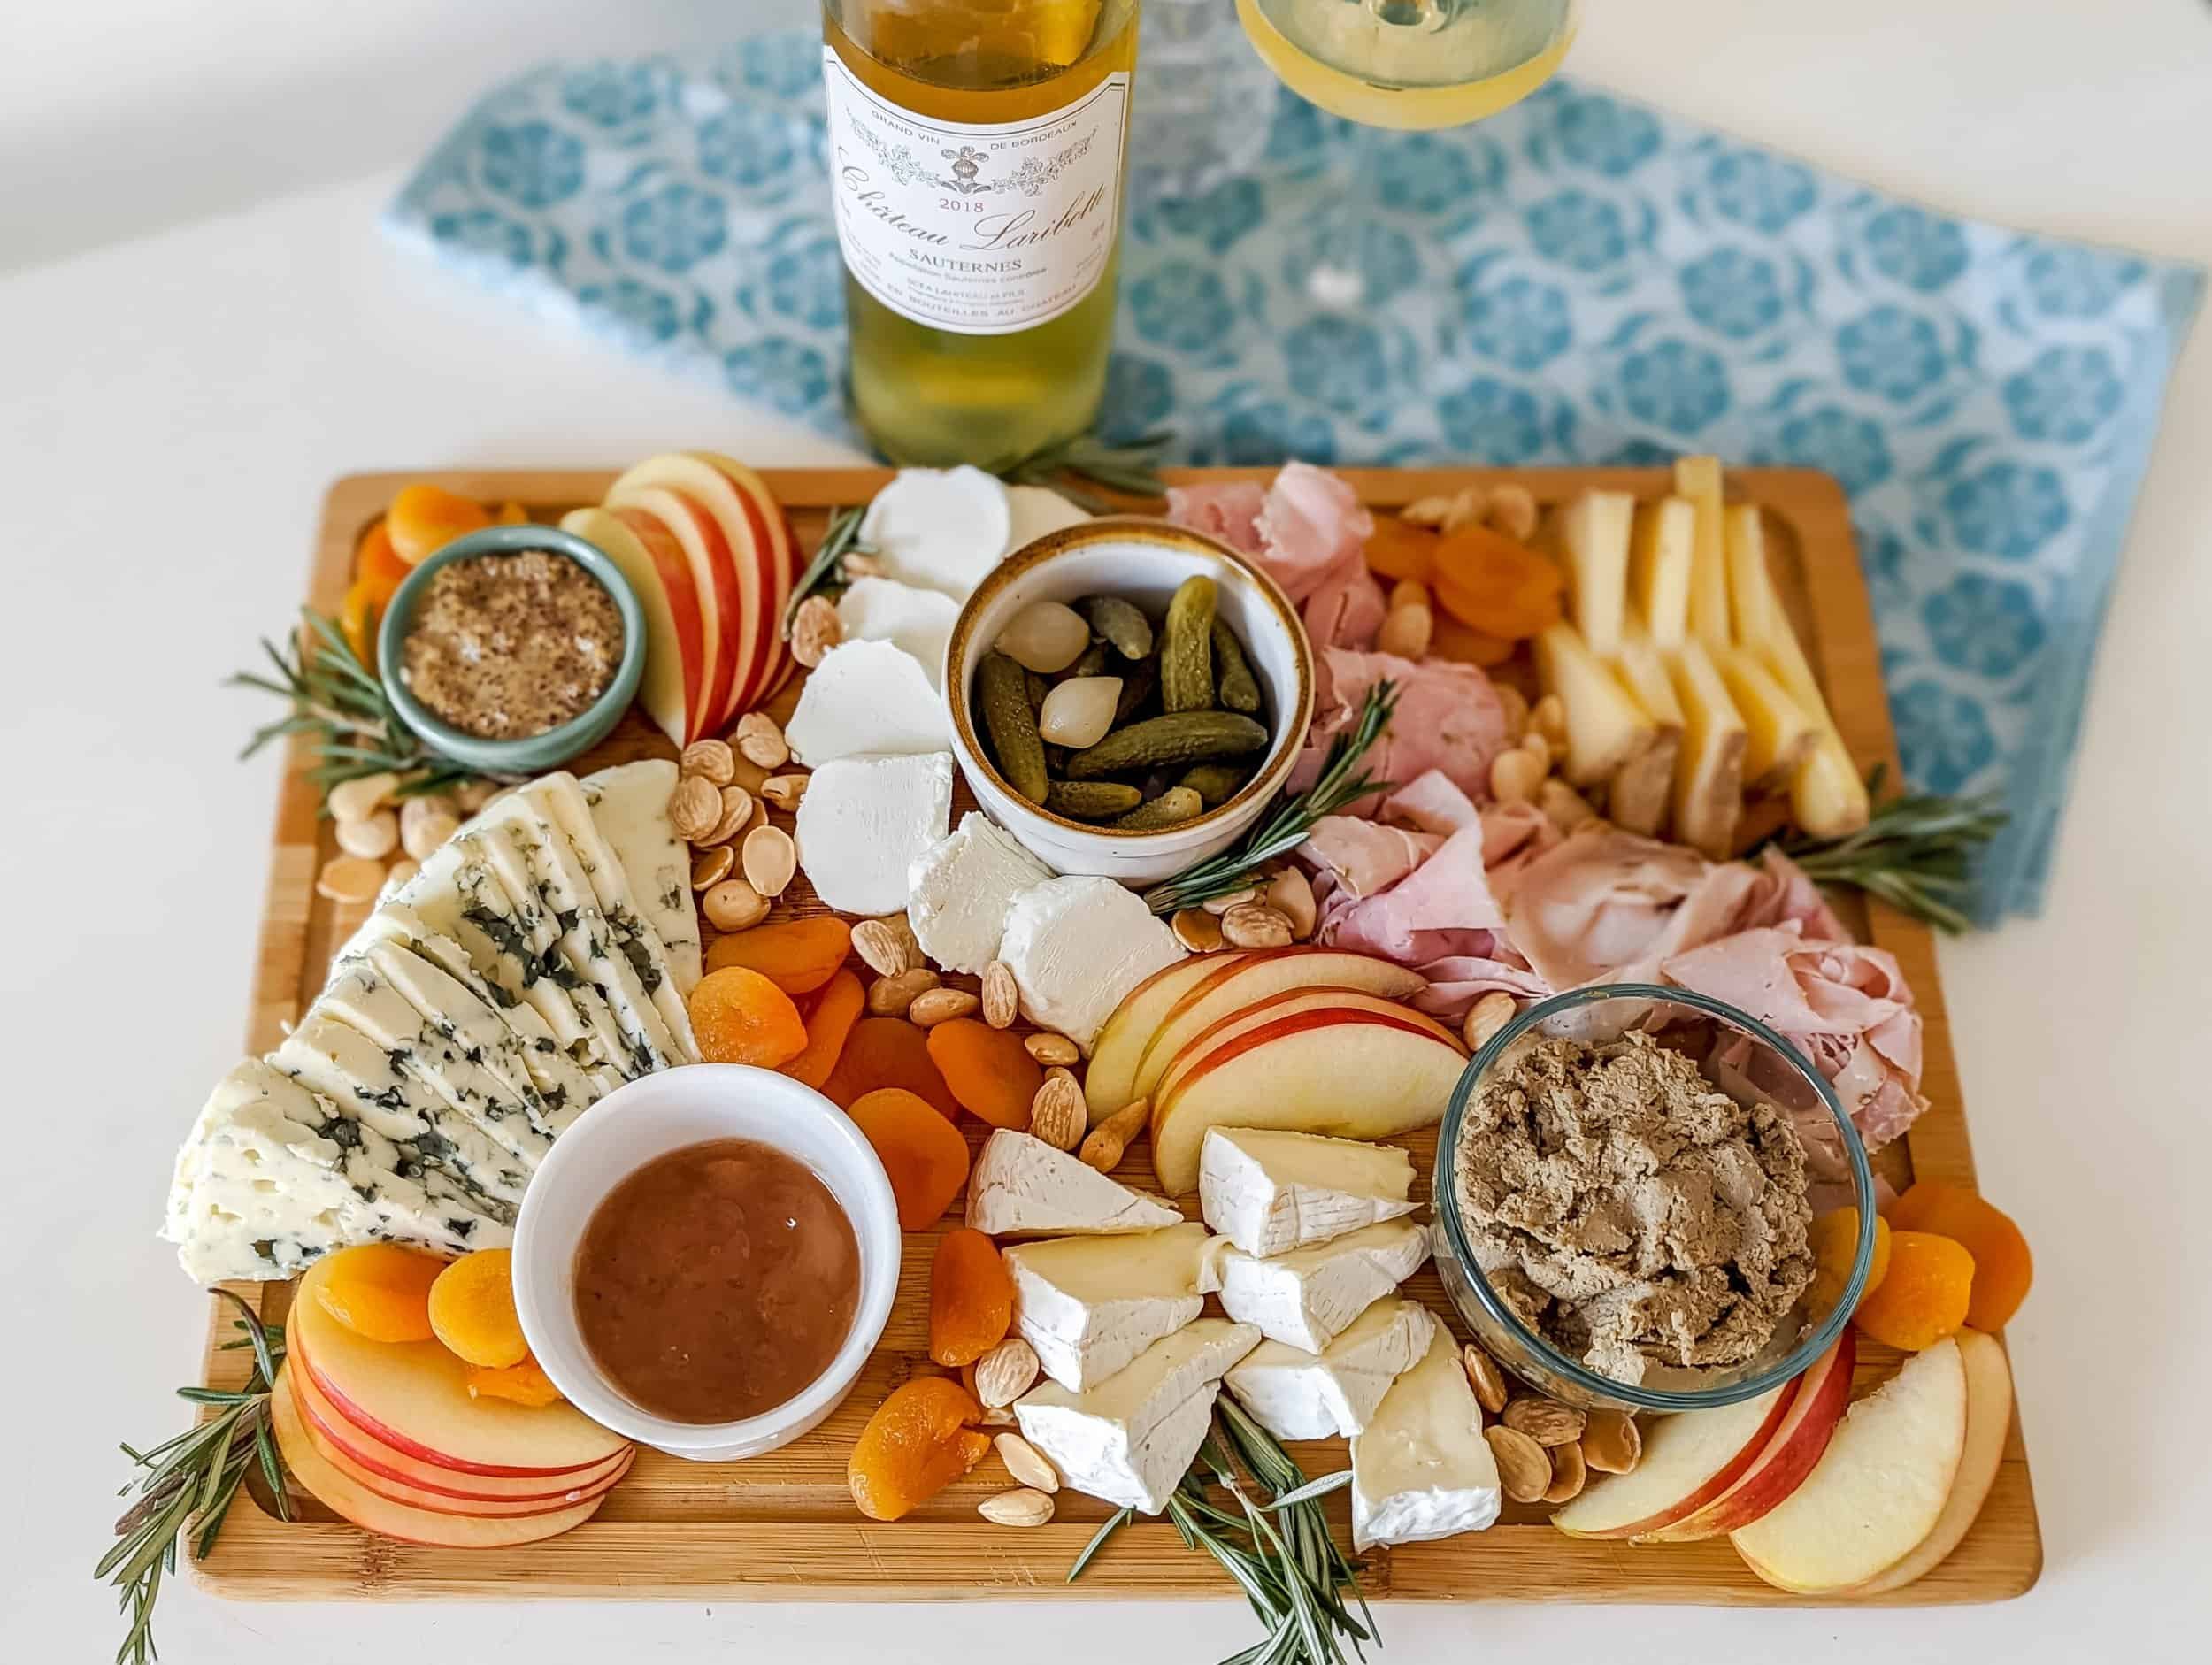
907;812;1054;976
1004;1222;1211;1392
1349;1325;1502;1551
1198;1127;1417;1258
785;639;950;765
795;751;955;916
1200;1218;1430;1354
997;876;1186;1053
1223;1299;1436;1441
967;1129;1183;1239
1015;1318;1261;1515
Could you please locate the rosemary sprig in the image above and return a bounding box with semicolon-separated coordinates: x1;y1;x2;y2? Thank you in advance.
1001;428;1174;512
100;1294;290;1665
1070;1398;1371;1665
1772;764;2008;934
1143;681;1402;917
781;504;871;639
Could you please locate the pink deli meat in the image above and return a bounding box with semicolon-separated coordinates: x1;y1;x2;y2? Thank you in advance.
1168;464;1383;648
1495;825;1768;991
1291;648;1510;813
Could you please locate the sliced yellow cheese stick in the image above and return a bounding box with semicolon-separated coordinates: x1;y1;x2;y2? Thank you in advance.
1629;496;1695;648
1673;456;1732;648
1559;489;1635;658
1730;552;1873;839
1663;635;1747;859
1534;621;1656;789
1724;503;1780;649
1605;621;1685;838
1718;646;1819;794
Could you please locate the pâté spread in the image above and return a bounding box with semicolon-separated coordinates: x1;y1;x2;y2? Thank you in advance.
400;548;624;740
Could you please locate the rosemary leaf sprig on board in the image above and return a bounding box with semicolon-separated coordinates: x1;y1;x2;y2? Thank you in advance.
780;504;870;639
99;1294;290;1665
1142;681;1401;917
1002;428;1175;512
1773;764;2008;934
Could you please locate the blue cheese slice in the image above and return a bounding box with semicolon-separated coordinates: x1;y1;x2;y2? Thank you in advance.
1349;1325;1502;1551
1224;1299;1436;1441
580;759;703;994
1198;1218;1430;1353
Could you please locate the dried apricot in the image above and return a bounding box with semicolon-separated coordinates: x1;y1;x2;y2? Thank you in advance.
1851;1231;1975;1352
688;965;809;1068
849;1088;972;1229
426;1247;527;1368
355;520;411;594
705;917;853;996
338;577;383;669
385;483;491;564
1808;1206;1892;1316
1427;612;1517;667
823;1017;961;1120
1432;524;1564;640
1887;1182;2032;1331
493;501;531;526
465;1356;565;1408
1365;518;1440;584
848;1376;991;1522
928;1228;1014;1367
314;1244;446;1343
780;969;864;1091
926;1019;1045;1131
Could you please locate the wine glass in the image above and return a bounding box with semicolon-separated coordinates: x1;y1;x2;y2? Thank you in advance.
1237;0;1579;306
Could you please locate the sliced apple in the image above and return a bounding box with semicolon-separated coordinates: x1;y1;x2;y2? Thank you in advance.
1534;621;1656;787
291;1257;629;1477
604;485;740;743
1085;952;1248;1124
1717;646;1817;794
1631;1327;1855;1541
1149;1002;1468;1195
1128;949;1429;1109
1664;634;1747;859
1559;489;1634;657
273;1368;607;1547
1731;1337;1969;1592
692;451;800;716
1151;987;1462;1112
611;457;772;731
562;505;703;747
1629;496;1695;648
1552;1377;1799;1539
1843;1329;2014;1595
1674;455;1731;648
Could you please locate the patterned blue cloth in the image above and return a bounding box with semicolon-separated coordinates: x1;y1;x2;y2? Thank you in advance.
388;31;2202;924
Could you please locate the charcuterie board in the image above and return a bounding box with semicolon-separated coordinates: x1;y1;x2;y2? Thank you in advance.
188;466;2040;1607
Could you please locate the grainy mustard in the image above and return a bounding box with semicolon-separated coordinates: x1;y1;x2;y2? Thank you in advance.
401;549;623;740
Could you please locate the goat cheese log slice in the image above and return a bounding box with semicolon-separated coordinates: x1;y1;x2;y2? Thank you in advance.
795;751;954;916
997;876;1186;1054
907;812;1054;977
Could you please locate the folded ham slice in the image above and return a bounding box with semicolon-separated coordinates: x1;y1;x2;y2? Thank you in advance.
1494;825;1765;992
1292;648;1510;814
1167;464;1383;648
1164;480;1266;557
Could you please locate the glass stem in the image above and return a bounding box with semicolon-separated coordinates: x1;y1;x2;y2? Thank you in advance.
1301;121;1397;311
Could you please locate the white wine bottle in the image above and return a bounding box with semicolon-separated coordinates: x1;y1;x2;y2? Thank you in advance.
821;1;1140;469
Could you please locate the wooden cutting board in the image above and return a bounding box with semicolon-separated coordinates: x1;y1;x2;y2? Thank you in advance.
190;467;2040;1607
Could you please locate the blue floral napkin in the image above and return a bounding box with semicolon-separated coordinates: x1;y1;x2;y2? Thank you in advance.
388;30;2202;924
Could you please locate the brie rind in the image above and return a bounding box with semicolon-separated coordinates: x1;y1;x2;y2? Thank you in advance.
1349;1325;1502;1551
785;639;950;765
1015;1318;1261;1514
795;751;955;916
998;876;1186;1054
1004;1222;1211;1392
907;812;1054;976
1223;1299;1436;1441
967;1130;1183;1239
1199;1218;1430;1354
1198;1127;1417;1258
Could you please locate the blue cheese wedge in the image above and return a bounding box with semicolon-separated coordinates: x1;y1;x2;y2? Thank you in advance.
1349;1324;1502;1551
966;1130;1183;1239
1223;1299;1435;1441
1015;1319;1261;1515
1003;1222;1212;1392
1199;1218;1430;1353
906;812;1054;976
997;876;1186;1054
1199;1127;1417;1258
579;759;703;994
794;751;954;916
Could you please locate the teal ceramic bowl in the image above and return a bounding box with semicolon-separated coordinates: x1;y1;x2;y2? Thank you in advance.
378;523;645;775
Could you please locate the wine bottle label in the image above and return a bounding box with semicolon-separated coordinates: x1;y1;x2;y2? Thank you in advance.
821;47;1131;337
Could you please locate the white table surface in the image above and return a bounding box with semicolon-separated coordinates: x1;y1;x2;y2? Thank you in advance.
4;2;2208;1659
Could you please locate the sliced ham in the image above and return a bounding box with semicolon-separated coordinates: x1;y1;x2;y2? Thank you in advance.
1291;648;1510;813
1300;816;1442;901
1252;462;1374;602
1303;560;1386;650
1322;825;1506;964
1379;770;1480;835
1495;825;1762;991
1164;480;1265;556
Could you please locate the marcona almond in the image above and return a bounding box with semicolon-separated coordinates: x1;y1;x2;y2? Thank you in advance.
979;1406;1018;1428
1463;992;1517;1054
701;879;770;932
994;1431;1060;1494
977;1488;1054;1528
1485;482;1540;542
733;711;789;769
1582;1409;1641;1475
866;967;939;1017
789;595;842;669
327;771;399;824
980;960;1018;1028
690;844;735;891
1023;1031;1079;1067
1200;886;1257;915
972;1337;1039;1408
1502;1395;1586;1447
1220;903;1294;949
1440;486;1487;533
1172;909;1225;952
1401;494;1455;528
705;786;754;846
1485;1425;1552;1504
1518;728;1554;775
1530;693;1568;748
1542;1440;1587;1504
1495;682;1530;743
401;808;459;863
680;738;736;786
1460;1343;1509;1416
1079;1098;1148;1174
336;809;399;860
1489;747;1546;806
449;779;497;813
1387;578;1432;612
1539;777;1598;834
1264;867;1317;940
759;773;810;812
841;551;885;580
741;824;796;897
667;776;721;842
1377;602;1433;660
397;792;455;844
316;855;386;905
852;917;921;977
908;987;979;1027
1029;1070;1085;1150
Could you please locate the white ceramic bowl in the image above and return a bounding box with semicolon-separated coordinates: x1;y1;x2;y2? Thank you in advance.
512;1065;901;1463
947;518;1317;882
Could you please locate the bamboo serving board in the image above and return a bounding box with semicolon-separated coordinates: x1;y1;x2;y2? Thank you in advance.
190;467;2040;1607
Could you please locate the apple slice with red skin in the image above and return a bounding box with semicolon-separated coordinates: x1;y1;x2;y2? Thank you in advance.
1150;987;1458;1113
1129;948;1430;1108
272;1369;607;1546
562;506;703;748
291;1257;628;1477
605;489;739;745
1628;1326;1856;1541
690;451;799;714
1085;951;1248;1124
289;1337;629;1504
1552;1376;1801;1539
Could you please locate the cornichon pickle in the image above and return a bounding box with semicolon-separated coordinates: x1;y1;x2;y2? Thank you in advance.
1114;656;1156;722
979;651;1049;802
1063;641;1112;681
1111;787;1204;830
1045;779;1144;820
1024;667;1051;711
1064;710;1270;778
1210;617;1262;715
1178;762;1253;807
1159;577;1218;712
1079;595;1155;659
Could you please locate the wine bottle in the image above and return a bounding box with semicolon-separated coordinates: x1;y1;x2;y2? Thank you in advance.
820;1;1140;470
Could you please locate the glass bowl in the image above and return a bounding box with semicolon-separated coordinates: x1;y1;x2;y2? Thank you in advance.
1430;983;1875;1414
